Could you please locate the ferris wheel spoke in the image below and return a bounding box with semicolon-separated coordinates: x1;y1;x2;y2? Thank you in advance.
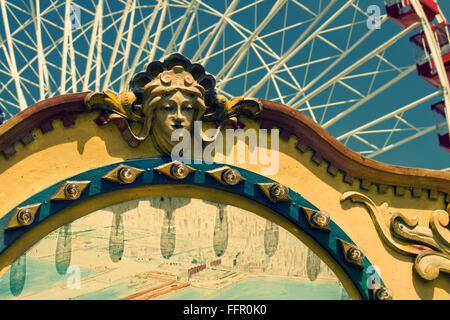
381;112;408;149
7;0;29;15
298;99;360;112
291;21;419;111
214;86;233;100
323;65;417;130
366;126;435;159
365;50;386;96
6;11;37;50
337;90;442;142
148;0;168;64
228;0;263;17
344;0;359;50
340;67;412;81
212;2;321;117
0;1;59;50
317;18;404;75
357;127;429;134
217;9;309;88
291;0;319;17
287;15;389;107
279;0;289;56
244;0;348;99
0;49;39;101
119;0;136;90
215;0;287;82
95;2;104;92
259;18;313;42
222;54;339;93
102;0;134;91
123;0;162;88
272;73;304;92
336;79;364;98
81;0;103;92
319;81;337;124
351;134;380;152
192;0;240;63
60;0;72;94
201;2;238;66
0;0;27;109
68;28;77;93
249;43;284;104
177;1;197;54
220;17;307;95
164;0;196;56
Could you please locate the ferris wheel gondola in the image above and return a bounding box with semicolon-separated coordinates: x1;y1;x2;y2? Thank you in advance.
431;100;450;150
385;0;438;28
385;0;450;151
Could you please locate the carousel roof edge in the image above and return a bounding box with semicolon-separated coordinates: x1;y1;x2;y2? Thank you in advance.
0;92;89;158
0;93;448;201
258;99;450;201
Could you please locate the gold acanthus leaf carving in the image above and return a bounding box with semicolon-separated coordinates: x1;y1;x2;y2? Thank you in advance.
85;91;140;121
390;212;443;253
340;191;430;256
430;210;450;254
340;191;450;281
414;251;450;281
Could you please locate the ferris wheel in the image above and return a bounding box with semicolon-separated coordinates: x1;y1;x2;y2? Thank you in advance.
0;0;449;169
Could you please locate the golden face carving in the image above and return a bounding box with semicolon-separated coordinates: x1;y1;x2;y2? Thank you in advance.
85;53;262;153
141;65;206;155
153;91;196;138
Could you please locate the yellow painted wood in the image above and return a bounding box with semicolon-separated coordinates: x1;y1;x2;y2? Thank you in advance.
0;113;448;299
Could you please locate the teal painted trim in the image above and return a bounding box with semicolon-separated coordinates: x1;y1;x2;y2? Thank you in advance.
0;158;387;300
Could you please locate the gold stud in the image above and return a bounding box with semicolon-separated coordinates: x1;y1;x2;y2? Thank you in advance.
51;181;90;200
118;167;137;183
302;208;331;231
347;246;363;262
339;239;365;268
103;165;144;184
154;161;196;180
170;162;189;179
222;169;242;185
6;204;41;229
312;211;330;228
373;287;392;300
207;166;245;186
257;183;292;202
17;209;33;226
64;183;81;200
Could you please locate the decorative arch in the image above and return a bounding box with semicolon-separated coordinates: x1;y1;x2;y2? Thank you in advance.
0;158;389;300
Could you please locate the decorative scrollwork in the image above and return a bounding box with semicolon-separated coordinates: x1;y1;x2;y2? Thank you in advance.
414;251;450;281
390;212;442;252
340;191;450;281
429;210;450;254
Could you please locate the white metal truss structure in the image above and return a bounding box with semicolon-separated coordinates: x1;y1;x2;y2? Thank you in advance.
0;0;448;169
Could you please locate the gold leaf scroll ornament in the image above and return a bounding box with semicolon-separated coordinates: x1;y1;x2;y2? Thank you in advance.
341;191;450;281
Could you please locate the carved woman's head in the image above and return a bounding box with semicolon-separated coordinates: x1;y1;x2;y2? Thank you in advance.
86;53;261;154
140;64;207;155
